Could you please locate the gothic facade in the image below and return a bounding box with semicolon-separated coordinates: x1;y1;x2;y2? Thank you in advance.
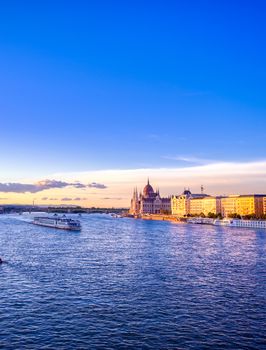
130;179;171;215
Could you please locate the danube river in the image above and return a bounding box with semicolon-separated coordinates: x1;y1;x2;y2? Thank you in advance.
0;214;265;349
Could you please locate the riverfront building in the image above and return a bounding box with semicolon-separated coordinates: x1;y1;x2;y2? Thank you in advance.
221;195;265;217
171;190;208;216
130;181;266;218
171;192;266;218
171;191;190;216
130;180;171;215
190;196;223;216
171;191;222;217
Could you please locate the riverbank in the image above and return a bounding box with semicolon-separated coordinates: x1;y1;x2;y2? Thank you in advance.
125;214;266;229
126;214;185;223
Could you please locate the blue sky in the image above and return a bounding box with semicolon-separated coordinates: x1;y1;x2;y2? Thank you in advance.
0;1;266;205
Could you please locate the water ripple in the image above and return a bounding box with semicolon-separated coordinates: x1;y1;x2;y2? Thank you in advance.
0;214;265;349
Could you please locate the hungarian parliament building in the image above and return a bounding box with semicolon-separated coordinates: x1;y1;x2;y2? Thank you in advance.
129;179;171;215
129;179;266;218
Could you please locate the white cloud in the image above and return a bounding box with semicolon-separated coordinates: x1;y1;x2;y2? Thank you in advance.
162;155;215;164
2;160;266;207
52;160;266;202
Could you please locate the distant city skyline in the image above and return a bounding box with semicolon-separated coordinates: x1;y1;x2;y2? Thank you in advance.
0;1;266;206
1;159;266;207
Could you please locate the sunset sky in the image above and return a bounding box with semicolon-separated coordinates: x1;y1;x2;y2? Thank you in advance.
0;1;266;207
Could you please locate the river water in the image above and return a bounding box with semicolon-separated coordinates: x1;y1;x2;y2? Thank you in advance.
0;214;265;349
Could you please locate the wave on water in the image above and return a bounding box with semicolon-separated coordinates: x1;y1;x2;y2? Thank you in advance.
0;214;265;349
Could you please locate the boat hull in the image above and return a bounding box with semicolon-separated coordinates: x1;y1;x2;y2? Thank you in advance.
213;219;266;229
33;221;81;231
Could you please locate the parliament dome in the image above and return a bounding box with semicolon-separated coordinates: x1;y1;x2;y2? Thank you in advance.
143;179;154;197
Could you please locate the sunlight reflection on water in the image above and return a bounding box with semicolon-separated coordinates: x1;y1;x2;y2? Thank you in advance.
0;214;265;349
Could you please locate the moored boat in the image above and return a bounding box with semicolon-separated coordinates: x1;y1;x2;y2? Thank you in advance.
213;219;233;226
187;217;214;225
213;218;266;229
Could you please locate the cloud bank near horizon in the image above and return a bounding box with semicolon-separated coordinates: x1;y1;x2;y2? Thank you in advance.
88;182;107;189
1;160;266;206
53;159;266;196
0;179;107;194
0;179;88;193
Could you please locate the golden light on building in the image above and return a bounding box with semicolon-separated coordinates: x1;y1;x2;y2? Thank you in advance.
171;192;266;218
171;195;189;216
189;197;222;216
171;190;210;216
221;195;264;217
171;190;192;216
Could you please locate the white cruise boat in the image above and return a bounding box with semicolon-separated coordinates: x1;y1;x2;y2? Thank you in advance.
213;219;266;229
187;217;214;225
33;215;81;231
213;219;233;226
